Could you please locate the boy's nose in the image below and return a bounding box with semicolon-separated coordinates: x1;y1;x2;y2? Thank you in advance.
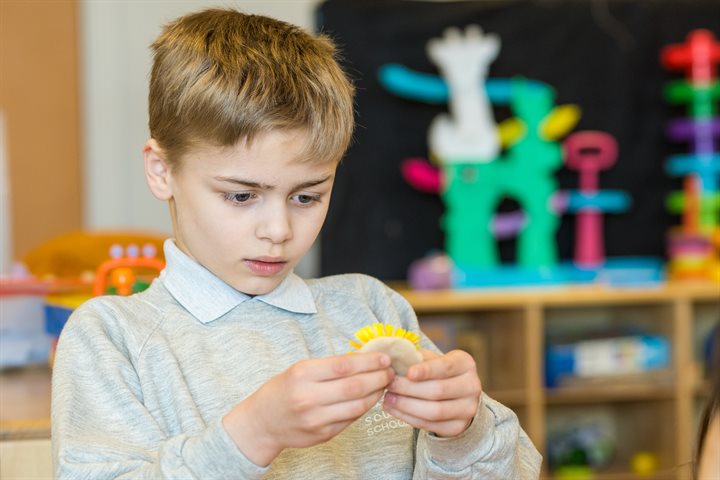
256;207;292;244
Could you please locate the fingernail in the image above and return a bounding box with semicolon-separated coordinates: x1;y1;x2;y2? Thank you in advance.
384;392;397;405
379;354;391;367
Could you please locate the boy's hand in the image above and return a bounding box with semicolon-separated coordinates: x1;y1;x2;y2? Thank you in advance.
223;353;395;466
382;349;482;438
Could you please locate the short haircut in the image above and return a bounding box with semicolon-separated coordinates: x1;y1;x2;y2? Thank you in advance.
148;8;355;168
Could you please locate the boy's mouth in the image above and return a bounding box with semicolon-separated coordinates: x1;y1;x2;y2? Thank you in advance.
244;257;287;276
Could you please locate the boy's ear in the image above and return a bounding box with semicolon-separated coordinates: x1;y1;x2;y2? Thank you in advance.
144;139;173;200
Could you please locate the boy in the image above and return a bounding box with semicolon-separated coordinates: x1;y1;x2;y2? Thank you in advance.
52;8;541;479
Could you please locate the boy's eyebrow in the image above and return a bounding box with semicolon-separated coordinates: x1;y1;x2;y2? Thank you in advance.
213;174;333;190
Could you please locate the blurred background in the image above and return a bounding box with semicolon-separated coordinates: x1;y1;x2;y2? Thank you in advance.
1;1;719;479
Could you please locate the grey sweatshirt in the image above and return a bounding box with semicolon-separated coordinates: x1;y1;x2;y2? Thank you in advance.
51;240;541;479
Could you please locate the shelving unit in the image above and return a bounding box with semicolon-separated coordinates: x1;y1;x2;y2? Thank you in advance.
396;281;720;480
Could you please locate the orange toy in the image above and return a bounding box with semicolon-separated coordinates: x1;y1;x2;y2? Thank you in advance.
93;244;165;297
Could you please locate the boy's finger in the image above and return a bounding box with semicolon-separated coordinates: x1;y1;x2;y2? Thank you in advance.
382;402;473;437
383;393;477;424
406;350;474;382
321;389;388;423
387;374;479;401
298;352;391;382
317;368;395;405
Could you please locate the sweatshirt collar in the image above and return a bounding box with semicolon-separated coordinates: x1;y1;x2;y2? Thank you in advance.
160;239;317;323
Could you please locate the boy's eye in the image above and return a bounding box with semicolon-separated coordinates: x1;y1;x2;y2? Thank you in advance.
292;194;320;205
224;192;254;204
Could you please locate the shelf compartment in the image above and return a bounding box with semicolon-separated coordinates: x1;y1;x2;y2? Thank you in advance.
546;400;677;478
544;304;676;390
691;299;719;374
543;468;680;480
544;303;675;341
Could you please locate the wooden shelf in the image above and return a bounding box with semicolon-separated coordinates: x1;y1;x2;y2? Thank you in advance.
396;281;720;480
398;281;720;313
1;281;717;480
0;366;52;440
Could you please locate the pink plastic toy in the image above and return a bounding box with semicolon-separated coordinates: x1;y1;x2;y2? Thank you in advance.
563;132;619;268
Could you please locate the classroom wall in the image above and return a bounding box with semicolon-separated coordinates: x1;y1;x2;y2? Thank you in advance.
0;0;82;268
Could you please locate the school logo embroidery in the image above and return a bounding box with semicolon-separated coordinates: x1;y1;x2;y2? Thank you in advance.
363;401;410;437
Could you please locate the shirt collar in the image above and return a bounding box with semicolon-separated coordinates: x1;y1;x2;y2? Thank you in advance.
160;239;317;323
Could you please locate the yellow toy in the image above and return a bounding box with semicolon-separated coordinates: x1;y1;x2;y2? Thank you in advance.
21;229;166;279
350;323;423;376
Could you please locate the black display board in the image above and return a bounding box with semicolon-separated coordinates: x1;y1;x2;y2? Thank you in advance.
317;0;720;280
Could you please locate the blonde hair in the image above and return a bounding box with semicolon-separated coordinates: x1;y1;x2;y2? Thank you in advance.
148;8;355;168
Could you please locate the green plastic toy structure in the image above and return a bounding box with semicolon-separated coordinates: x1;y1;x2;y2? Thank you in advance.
443;78;563;268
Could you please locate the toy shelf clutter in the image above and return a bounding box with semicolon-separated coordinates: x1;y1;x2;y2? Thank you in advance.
379;25;665;291
1;231;167;442
0;231;166;369
395;281;719;480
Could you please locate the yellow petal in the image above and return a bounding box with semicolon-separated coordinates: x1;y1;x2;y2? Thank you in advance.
356;328;371;343
373;323;384;337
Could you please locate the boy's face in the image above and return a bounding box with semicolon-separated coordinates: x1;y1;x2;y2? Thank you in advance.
145;130;336;295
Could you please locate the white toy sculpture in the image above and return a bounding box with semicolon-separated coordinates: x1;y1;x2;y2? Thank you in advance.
427;25;501;163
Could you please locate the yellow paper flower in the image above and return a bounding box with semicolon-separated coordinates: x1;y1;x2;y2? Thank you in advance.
349;323;421;352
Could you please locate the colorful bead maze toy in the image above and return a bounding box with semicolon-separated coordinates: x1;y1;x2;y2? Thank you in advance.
661;29;720;282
